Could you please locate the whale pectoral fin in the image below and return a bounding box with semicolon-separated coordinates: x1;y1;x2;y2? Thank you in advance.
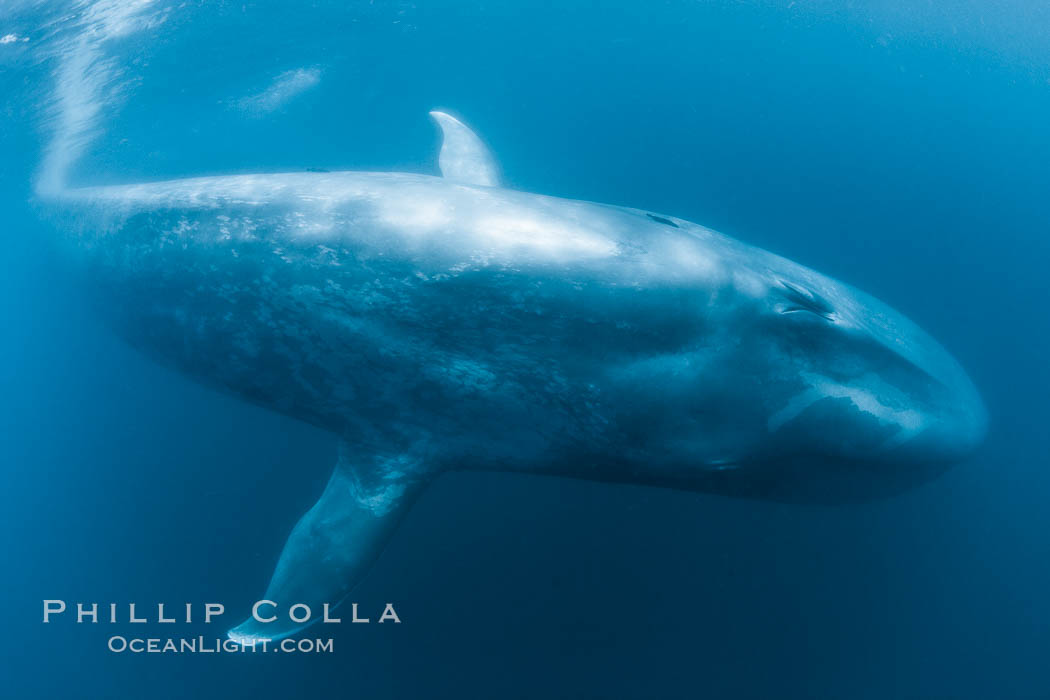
228;442;427;644
429;110;501;187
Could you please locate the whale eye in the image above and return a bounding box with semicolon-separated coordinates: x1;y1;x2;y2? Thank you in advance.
778;280;835;321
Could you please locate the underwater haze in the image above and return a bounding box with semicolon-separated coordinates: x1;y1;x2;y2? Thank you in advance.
2;1;1049;698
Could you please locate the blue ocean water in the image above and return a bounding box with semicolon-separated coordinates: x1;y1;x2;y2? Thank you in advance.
2;1;1049;697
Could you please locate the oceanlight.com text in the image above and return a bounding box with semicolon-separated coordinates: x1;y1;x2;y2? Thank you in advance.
107;635;334;654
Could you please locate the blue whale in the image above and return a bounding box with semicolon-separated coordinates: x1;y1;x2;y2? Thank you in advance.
41;111;986;642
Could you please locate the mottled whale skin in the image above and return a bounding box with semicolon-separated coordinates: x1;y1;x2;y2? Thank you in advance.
42;112;986;642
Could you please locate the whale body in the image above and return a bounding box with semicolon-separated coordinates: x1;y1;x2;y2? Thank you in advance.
41;111;986;642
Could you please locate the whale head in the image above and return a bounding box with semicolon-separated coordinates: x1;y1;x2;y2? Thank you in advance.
614;218;986;499
757;273;986;463
670;249;986;499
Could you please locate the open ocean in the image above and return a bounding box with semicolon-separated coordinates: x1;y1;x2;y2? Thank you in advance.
2;1;1049;698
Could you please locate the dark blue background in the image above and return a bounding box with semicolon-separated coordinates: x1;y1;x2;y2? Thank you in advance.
2;1;1048;697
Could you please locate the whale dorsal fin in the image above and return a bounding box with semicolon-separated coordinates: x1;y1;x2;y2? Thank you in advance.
429;110;500;187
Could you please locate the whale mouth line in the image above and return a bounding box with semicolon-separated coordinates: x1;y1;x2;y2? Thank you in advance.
767;373;929;455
